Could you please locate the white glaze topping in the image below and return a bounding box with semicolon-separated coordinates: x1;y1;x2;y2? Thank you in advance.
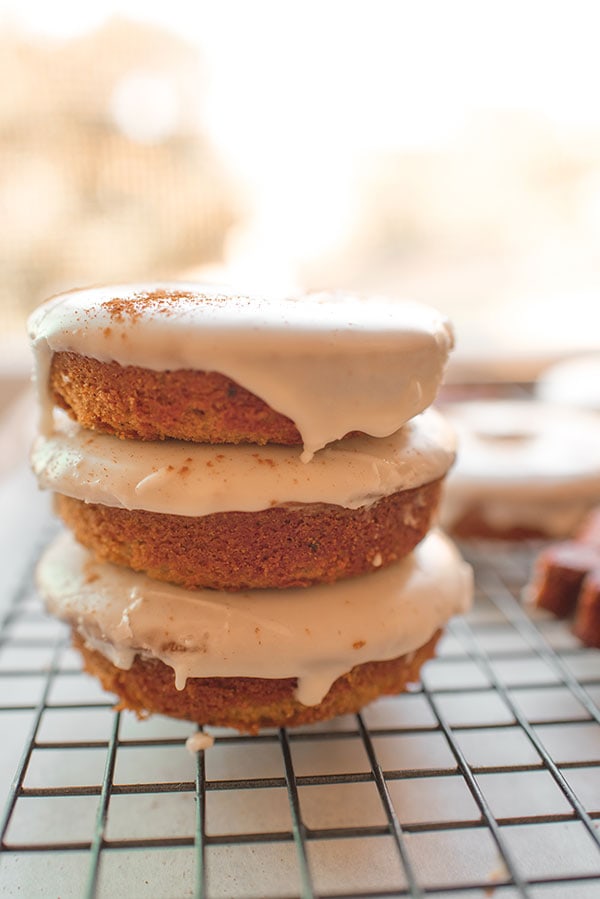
440;400;600;535
27;283;454;461
31;408;455;515
36;529;473;706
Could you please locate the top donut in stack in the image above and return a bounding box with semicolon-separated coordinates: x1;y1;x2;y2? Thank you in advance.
29;284;472;732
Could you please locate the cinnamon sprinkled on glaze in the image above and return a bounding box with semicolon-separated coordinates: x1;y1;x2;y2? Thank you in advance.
101;288;258;325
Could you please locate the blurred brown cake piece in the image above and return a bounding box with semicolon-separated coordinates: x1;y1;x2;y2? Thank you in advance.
529;542;600;619
576;507;600;549
527;517;600;648
573;569;600;648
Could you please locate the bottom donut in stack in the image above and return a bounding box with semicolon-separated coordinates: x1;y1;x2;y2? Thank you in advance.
36;528;472;732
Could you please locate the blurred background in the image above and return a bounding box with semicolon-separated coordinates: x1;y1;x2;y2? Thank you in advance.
1;0;600;400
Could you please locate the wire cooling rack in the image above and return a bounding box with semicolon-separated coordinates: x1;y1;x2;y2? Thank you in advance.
1;465;600;899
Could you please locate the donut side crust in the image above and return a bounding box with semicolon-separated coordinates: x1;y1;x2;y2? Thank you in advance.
73;629;441;733
50;351;303;445
54;478;443;590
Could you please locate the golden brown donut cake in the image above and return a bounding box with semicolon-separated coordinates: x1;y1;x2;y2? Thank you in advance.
73;631;441;733
50;353;304;446
36;530;472;733
53;480;442;590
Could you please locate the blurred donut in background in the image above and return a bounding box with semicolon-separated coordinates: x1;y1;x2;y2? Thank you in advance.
439;399;600;540
535;353;600;412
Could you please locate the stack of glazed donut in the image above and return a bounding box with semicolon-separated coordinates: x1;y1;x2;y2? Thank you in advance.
29;284;472;732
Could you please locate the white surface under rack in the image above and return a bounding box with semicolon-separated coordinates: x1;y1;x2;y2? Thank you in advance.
0;464;600;899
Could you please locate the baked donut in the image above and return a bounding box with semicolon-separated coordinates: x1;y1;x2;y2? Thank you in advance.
28;283;454;461
36;529;473;732
32;407;455;589
439;400;600;539
536;353;600;413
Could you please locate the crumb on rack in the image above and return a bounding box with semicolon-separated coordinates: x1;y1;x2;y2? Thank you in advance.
185;731;215;754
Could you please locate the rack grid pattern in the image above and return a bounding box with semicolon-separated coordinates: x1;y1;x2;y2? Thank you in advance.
1;495;600;898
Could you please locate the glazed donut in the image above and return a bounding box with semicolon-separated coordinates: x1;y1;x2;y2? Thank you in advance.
37;529;472;732
536;353;600;413
32;407;455;589
28;283;454;461
440;400;600;539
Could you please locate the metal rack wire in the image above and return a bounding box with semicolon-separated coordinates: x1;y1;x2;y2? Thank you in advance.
1;468;600;898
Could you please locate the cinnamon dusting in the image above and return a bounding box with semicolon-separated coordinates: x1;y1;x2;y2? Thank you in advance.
100;288;256;324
